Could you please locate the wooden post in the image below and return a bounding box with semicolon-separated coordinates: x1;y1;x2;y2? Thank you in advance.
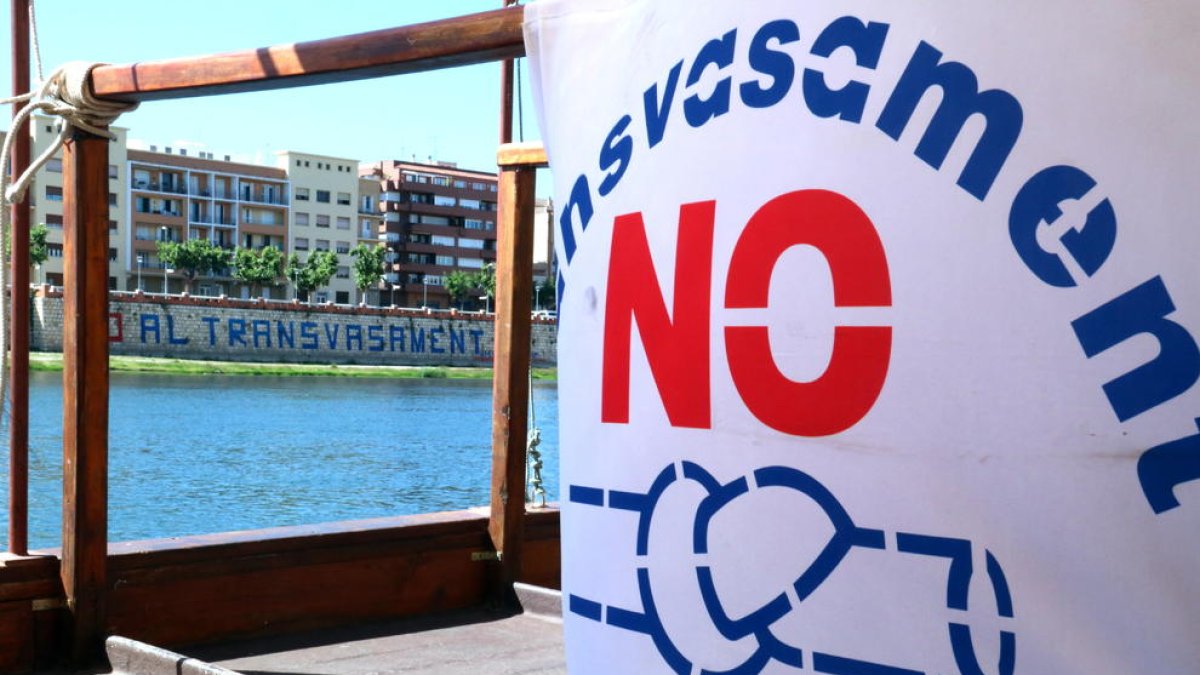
488;163;536;602
8;0;31;557
61;128;111;663
498;0;516;145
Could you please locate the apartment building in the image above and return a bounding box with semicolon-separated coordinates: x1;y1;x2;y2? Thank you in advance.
6;118;504;308
128;148;289;296
278;151;364;304
366;160;499;309
16;115;128;289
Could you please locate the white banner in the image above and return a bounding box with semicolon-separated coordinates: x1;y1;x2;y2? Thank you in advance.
525;1;1200;672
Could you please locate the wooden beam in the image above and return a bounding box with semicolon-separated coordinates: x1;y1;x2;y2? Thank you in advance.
8;0;31;557
90;7;526;102
61;128;111;664
488;165;536;601
497;142;548;169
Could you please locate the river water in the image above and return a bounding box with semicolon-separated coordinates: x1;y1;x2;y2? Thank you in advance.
0;371;558;551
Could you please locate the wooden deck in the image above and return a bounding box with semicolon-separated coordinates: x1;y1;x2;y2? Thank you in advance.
0;509;560;672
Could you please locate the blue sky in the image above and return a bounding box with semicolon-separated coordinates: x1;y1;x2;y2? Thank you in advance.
2;1;544;183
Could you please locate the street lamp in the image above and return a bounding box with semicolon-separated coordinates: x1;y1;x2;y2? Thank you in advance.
136;253;144;291
480;294;490;314
159;226;169;294
422;278;428;309
535;284;542;312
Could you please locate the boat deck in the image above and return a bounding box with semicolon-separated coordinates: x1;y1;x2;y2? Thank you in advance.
191;610;565;675
92;584;565;675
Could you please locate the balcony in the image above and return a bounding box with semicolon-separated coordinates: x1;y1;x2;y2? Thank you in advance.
239;193;289;206
132;180;188;196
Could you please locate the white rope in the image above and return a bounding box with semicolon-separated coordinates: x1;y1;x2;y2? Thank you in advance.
1;3;139;425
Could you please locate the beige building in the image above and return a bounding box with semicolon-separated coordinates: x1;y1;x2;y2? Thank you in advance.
357;176;386;304
19;115;128;289
278;151;365;304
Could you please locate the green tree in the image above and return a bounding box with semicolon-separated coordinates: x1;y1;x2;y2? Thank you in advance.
232;246;284;297
29;224;49;281
472;263;496;302
349;243;386;305
286;250;339;302
444;270;472;309
533;276;555;311
156;238;230;294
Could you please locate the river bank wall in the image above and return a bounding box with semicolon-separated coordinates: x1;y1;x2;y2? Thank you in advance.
31;290;557;367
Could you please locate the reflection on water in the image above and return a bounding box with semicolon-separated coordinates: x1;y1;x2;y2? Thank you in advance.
0;371;557;550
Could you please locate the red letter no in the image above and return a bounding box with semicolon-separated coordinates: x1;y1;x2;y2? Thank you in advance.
725;190;892;436
601;202;715;428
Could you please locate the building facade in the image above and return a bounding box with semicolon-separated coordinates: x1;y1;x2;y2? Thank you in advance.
7;118;506;308
367;160;499;309
277;151;363;304
19;116;128;289
127;147;289;295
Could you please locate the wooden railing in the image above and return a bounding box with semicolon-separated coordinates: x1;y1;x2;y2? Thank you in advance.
4;4;549;668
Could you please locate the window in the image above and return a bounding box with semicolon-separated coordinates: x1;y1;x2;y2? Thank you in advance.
46;158;62;173
109;248;118;262
336;266;350;279
335;291;350;304
336;216;350;230
360;219;373;237
316;190;330;203
315;239;330;251
295;187;310;201
135;226;156;241
295;212;309;226
430;235;455;247
293;237;309;251
458;237;484;250
464;219;488;230
335;241;351;254
109;192;118;206
432;176;450;187
45;214;63;228
360;195;374;212
108;164;118;179
435;255;455;266
453;180;467;188
472;182;487;191
46;186;63;201
316;215;330;228
425;275;443;286
314;292;328;303
336;192;351;205
109;220;118;232
420;215;450;226
458;257;484;269
434;195;456;207
48;243;64;258
459;198;481;210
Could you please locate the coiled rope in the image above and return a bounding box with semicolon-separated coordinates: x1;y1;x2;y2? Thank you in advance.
0;0;138;421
